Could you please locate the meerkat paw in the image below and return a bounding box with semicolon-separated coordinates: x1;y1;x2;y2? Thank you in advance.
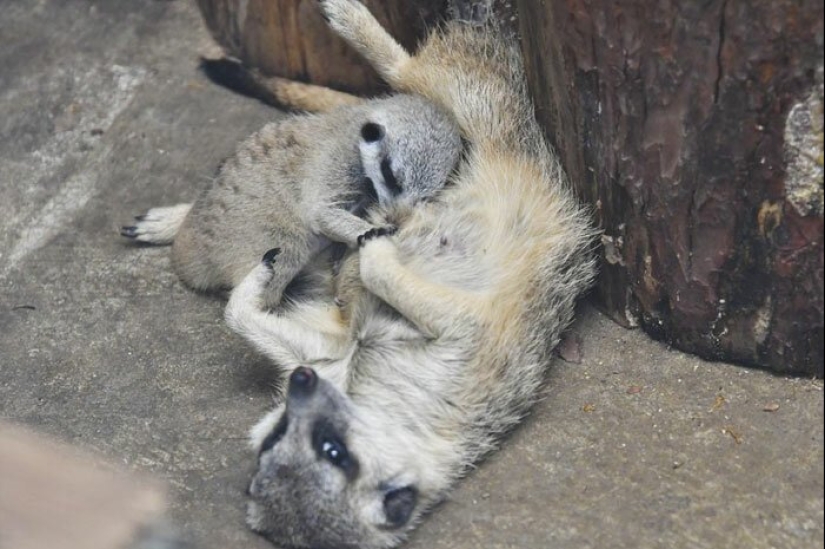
357;226;397;247
239;248;282;291
225;255;279;333
261;247;282;268
358;228;399;288
120;203;192;245
317;0;368;30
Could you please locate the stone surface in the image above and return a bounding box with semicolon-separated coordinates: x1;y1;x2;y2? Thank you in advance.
0;2;822;549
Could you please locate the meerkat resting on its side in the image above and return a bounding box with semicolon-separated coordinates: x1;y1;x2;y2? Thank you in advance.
121;94;460;306
224;1;598;548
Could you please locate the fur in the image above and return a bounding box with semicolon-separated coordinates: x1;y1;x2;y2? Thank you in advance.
122;93;460;307
225;2;598;548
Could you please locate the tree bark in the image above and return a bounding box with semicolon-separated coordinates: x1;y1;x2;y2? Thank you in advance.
192;0;824;376
517;0;824;376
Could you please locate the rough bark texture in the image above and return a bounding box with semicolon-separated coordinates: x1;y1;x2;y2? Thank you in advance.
192;0;824;376
518;0;824;376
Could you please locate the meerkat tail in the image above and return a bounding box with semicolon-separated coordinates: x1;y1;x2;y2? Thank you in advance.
265;75;364;112
120;203;192;245
200;57;363;112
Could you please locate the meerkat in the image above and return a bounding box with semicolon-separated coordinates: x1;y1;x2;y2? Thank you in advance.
223;1;598;548
121;93;461;306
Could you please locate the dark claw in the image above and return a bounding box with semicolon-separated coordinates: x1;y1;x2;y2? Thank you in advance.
262;247;282;266
120;226;138;238
357;226;397;247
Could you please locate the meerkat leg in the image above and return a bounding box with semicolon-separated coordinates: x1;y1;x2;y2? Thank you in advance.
317;0;411;88
312;207;377;248
357;230;482;340
120;203;192;245
259;247;315;307
226;249;350;369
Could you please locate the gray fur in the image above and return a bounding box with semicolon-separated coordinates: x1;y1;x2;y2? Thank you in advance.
123;94;460;306
226;2;598;548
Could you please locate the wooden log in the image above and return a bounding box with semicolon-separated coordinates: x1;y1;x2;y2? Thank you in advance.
517;0;824;376
194;0;450;94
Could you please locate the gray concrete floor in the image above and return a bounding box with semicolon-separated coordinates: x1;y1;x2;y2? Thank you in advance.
0;1;822;548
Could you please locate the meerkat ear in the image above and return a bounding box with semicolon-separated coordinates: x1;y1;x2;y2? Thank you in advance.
360;122;385;143
382;486;417;528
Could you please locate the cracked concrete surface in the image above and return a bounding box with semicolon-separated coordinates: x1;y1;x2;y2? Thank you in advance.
1;2;822;548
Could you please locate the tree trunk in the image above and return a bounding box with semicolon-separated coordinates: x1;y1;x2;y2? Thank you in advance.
194;0;450;94
517;0;824;376
192;0;824;376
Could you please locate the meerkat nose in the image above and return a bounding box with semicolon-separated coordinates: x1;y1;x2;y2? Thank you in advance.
289;367;318;397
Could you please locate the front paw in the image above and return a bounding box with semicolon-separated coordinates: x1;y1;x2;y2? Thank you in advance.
262;247;281;268
317;0;369;35
225;254;279;330
318;0;362;19
357;226;397;247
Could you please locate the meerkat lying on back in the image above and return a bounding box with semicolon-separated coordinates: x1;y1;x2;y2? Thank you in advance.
121;94;460;306
224;1;597;547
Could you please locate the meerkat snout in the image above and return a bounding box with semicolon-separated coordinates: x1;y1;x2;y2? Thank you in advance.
287;367;318;398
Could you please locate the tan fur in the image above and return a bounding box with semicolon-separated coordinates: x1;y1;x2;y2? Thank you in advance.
122;92;460;307
225;2;598;548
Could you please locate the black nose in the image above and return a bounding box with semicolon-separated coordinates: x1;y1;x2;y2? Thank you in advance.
288;367;317;397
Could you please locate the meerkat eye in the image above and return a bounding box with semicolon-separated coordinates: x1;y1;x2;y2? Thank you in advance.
321;438;349;467
360;122;385;143
312;419;359;478
259;414;288;456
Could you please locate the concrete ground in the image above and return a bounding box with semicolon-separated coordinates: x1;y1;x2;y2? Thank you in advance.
0;1;822;548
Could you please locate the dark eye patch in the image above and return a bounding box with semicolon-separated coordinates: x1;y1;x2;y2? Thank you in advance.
259;414;288;456
360;122;384;143
311;418;359;480
362;177;378;204
380;158;403;197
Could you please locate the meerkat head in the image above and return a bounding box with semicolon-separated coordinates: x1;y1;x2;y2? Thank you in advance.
358;95;462;207
246;367;423;549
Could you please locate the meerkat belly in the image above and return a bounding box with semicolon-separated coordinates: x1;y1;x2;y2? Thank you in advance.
355;299;425;346
351;317;468;392
395;201;497;293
